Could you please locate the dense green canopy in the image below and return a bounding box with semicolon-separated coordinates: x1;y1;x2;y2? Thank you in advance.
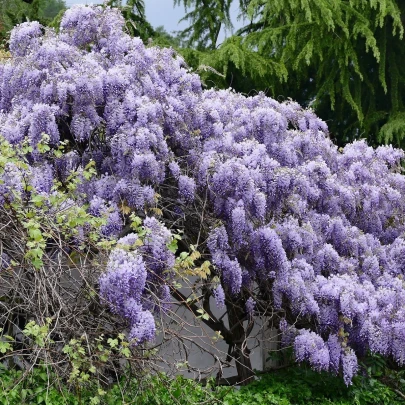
173;0;405;147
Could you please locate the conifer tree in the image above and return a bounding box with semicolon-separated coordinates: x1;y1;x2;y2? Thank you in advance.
174;0;405;147
174;0;233;49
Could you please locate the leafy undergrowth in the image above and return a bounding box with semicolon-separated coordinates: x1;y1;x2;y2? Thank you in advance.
1;357;404;405
224;362;405;405
0;366;225;405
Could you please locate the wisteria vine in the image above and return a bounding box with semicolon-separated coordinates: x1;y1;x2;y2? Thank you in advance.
1;5;405;384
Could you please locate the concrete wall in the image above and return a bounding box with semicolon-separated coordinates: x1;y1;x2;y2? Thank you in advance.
156;278;280;380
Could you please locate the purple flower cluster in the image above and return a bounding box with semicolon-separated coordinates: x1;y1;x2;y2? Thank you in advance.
3;5;405;379
99;243;156;344
9;21;42;57
99;224;174;344
0;163;24;203
213;285;225;308
245;297;255;318
0;253;10;272
141;217;175;278
178;175;196;203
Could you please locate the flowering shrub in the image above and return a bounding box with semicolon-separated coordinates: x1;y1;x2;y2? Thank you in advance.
1;4;405;385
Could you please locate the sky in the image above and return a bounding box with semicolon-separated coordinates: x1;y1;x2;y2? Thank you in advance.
64;0;243;43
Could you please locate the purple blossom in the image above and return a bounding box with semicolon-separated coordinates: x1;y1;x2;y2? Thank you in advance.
99;248;147;312
60;5;99;48
0;253;10;272
141;217;175;277
128;310;156;344
30;164;53;194
28;104;60;147
178;175;196;203
213;285;225;308
279;319;297;347
211;252;242;294
0;163;24;202
327;334;341;374
252;227;289;277
207;226;230;253
101;210;123;238
231;203;246;245
123;298;143;325
294;329;330;372
88;196;107;216
159;284;171;313
117;233;139;247
9;21;42;57
341;349;358;386
168;161;181;179
55;151;80;181
71;114;93;141
245;297;255;317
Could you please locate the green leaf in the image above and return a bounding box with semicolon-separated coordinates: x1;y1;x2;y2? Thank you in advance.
107;338;119;348
121;347;131;358
167;238;178;253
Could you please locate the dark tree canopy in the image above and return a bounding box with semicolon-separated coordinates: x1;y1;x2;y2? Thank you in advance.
173;0;405;147
174;0;233;49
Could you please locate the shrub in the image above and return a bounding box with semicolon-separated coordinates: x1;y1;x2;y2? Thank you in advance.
1;5;405;386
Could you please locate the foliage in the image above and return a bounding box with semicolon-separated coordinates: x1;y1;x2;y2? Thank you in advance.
150;26;185;48
0;365;227;405
223;360;405;405
173;36;287;93
173;0;405;147
1;360;404;405
0;0;66;43
174;0;233;49
0;365;79;405
3;5;405;387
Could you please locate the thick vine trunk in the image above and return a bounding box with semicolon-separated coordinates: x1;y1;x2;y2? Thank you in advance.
226;302;254;385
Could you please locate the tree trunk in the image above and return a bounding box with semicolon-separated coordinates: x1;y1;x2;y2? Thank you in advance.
226;301;254;385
